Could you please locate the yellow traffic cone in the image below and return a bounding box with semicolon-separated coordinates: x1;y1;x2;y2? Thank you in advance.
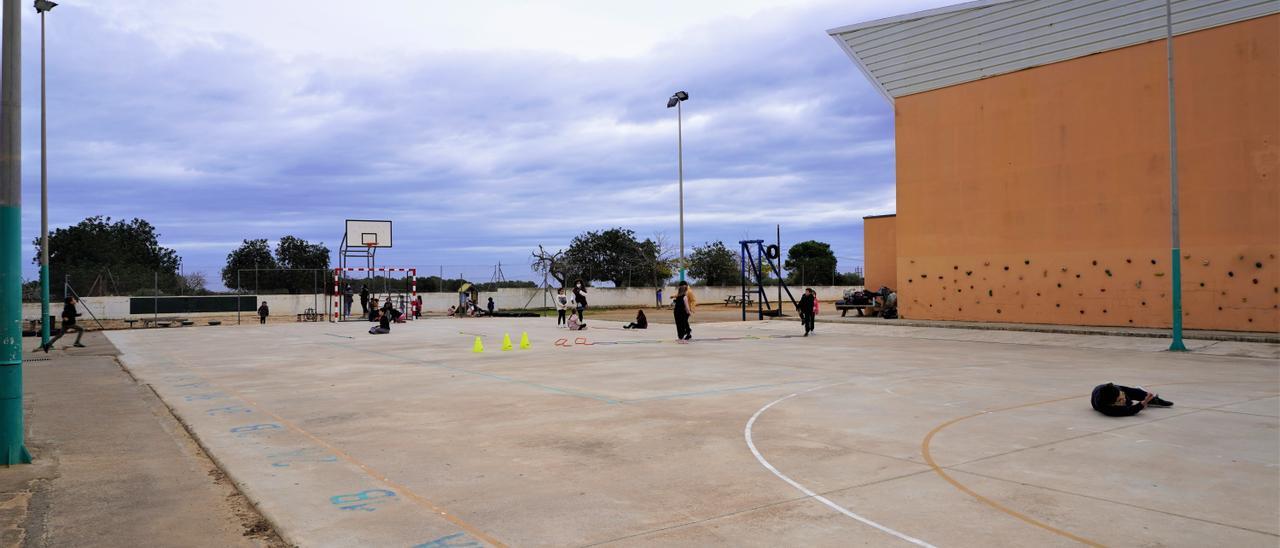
472;336;484;353
501;333;513;351
519;332;531;349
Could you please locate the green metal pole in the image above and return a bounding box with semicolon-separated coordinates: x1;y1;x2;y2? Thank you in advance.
38;9;47;349
1165;0;1186;352
1;0;32;464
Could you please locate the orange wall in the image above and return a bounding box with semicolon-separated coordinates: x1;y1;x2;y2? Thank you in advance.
863;215;897;290
894;16;1279;332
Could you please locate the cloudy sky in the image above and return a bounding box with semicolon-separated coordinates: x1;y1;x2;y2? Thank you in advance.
15;0;954;287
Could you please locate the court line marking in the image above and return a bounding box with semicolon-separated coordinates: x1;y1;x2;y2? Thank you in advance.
922;387;1280;547
159;353;510;548
745;385;937;547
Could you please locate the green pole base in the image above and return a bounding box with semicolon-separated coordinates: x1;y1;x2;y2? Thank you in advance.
40;265;49;347
2;443;31;465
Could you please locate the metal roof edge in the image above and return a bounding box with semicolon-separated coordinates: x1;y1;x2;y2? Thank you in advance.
828;32;895;104
824;0;1025;37
862;213;898;220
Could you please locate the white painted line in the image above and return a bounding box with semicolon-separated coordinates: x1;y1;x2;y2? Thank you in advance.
745;390;937;548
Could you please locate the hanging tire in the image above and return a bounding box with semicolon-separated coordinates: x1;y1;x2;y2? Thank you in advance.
765;244;780;260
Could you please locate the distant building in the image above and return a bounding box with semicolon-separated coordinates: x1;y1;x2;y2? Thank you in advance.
831;0;1278;331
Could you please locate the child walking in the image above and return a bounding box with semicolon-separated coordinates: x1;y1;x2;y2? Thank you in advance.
257;301;269;324
39;296;85;351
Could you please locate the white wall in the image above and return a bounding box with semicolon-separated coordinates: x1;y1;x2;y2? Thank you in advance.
21;286;864;320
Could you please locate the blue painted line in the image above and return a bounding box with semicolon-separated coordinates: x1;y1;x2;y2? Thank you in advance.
620;378;833;403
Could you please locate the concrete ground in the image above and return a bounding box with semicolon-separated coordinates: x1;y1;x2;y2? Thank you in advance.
0;331;285;548
106;317;1279;547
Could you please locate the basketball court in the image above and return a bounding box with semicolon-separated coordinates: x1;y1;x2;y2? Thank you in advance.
105;317;1279;547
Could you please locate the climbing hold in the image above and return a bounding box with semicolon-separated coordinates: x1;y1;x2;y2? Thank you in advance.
1105;269;1112;277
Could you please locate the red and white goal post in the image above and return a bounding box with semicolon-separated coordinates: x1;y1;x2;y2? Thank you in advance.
332;267;418;322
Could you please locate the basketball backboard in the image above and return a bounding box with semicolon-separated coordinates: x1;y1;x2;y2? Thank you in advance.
345;219;393;248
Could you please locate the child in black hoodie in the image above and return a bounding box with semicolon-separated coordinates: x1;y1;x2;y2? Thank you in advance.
1091;383;1173;417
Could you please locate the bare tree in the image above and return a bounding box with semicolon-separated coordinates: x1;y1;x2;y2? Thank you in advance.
531;245;568;288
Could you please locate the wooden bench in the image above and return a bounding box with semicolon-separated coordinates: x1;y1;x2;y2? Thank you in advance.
296;308;321;322
835;303;876;317
123;319;139;328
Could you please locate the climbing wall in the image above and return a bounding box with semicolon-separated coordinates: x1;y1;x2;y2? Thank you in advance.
896;248;1279;331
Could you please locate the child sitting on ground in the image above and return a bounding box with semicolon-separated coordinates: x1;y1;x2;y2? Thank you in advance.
623;309;648;329
567;311;585;331
368;308;391;334
1090;382;1173;417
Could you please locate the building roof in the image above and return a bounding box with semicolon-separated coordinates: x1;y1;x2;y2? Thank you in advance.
828;0;1280;103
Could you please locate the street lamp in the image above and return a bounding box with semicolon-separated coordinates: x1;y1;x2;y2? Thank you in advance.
667;90;688;282
1163;0;1186;352
35;0;55;350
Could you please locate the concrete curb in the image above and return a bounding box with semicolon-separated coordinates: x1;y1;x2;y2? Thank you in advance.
815;316;1280;344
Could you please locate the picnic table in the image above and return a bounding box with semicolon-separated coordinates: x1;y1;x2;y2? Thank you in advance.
723;295;755;307
296;308;322;322
141;317;187;328
836;303;877;317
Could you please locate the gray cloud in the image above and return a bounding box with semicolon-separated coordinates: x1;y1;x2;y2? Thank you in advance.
19;2;915;287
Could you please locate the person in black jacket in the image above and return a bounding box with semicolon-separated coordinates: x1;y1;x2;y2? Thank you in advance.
572;280;588;319
1091;383;1173;417
797;289;815;336
368;307;391;334
359;285;370;315
623;310;648;329
257;301;269;324
40;296;85;351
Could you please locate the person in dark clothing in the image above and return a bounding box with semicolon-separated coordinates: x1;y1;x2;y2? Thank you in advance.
623;310;648;329
487;297;495;315
257;301;269;324
1091;383;1173;417
381;299;403;323
359;285;370;315
368;298;380;322
672;282;693;341
572;280;588;319
797;289;815;336
40;296;85;351
343;284;354;318
368;308;391;334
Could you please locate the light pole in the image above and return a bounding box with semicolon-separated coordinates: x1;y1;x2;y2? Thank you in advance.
667;90;688;281
1163;0;1186;351
2;0;32;464
35;0;55;350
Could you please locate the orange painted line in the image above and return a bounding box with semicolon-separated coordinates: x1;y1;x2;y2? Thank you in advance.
166;355;508;548
920;395;1107;547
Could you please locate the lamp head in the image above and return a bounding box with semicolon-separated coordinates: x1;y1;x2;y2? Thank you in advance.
34;0;57;13
666;90;688;108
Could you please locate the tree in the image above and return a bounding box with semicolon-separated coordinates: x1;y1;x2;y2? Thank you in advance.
531;245;568;288
275;236;330;294
835;271;865;286
180;272;209;295
221;239;277;291
34;216;179;295
784;240;837;285
688;241;740;286
559;228;669;287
